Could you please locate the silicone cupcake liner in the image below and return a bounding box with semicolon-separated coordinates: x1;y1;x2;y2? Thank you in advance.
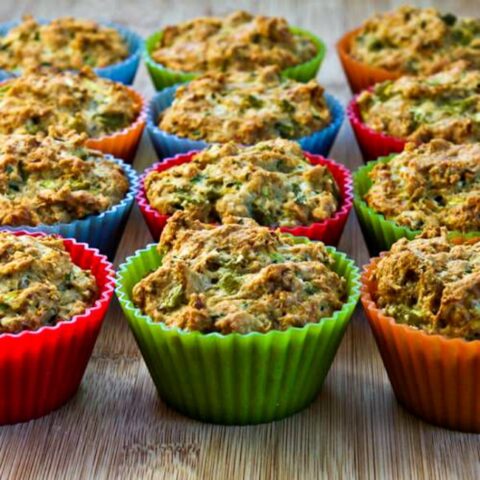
85;87;147;162
0;230;115;425
361;257;480;432
136;151;353;245
336;28;402;94
3;157;139;260
116;238;360;424
0;20;143;85
353;156;480;254
143;26;326;91
147;86;344;159
347;95;407;162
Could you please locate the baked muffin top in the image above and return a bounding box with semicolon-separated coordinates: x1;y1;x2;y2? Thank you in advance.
132;213;346;334
0;69;141;138
365;140;480;233
0;133;129;226
350;6;480;74
145;139;339;227
0;15;129;72
372;231;480;340
357;64;480;144
0;232;97;334
159;66;331;144
151;10;317;73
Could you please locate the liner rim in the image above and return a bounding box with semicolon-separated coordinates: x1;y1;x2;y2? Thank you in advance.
146;85;344;152
115;240;361;340
143;25;326;80
0;229;115;341
353;154;480;241
2;155;139;234
347;93;407;146
336;27;404;81
361;257;480;349
0;19;143;80
136;150;353;238
0;77;148;147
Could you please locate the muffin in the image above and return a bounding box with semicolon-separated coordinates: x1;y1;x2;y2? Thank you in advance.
364;140;480;233
151;10;317;73
371;231;480;340
144;10;325;90
356;64;480;145
133;212;346;334
158;66;331;145
0;230;114;425
0;15;129;73
0;133;130;226
144;139;340;228
337;6;480;93
350;6;480;75
361;231;480;431
353;140;480;253
0;69;141;138
0;232;97;334
116;212;360;423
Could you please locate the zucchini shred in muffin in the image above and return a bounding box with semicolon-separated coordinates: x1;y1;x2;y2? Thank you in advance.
144;139;340;227
0;133;129;226
159;66;331;144
0;68;141;138
0;232;97;334
350;6;480;74
372;231;480;340
151;10;317;73
0;15;129;72
364;140;480;233
357;64;480;144
132;213;346;334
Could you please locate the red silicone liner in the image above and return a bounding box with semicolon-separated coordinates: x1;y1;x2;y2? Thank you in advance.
347;94;407;162
0;230;115;425
361;256;480;432
136;150;353;245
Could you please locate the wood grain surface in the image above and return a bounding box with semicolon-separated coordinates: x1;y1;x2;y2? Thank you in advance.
0;1;479;479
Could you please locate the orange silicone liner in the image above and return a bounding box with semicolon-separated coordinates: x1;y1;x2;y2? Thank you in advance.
361;257;480;432
336;28;403;94
86;87;147;162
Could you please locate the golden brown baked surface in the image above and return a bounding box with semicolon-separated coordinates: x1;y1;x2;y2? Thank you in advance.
145;139;339;227
0;133;129;226
159;67;331;144
350;6;480;74
0;69;141;138
132;213;346;334
151;10;316;73
365;140;480;233
0;232;97;334
373;231;480;340
357;64;480;144
0;15;129;72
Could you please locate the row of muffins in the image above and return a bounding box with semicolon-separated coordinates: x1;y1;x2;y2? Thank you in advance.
0;7;479;431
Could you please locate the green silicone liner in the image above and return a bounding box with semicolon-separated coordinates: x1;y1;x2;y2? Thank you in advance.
116;237;360;425
143;26;326;91
354;155;480;253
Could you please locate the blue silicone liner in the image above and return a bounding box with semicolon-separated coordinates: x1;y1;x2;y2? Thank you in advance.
0;20;143;85
3;157;139;260
146;85;344;159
